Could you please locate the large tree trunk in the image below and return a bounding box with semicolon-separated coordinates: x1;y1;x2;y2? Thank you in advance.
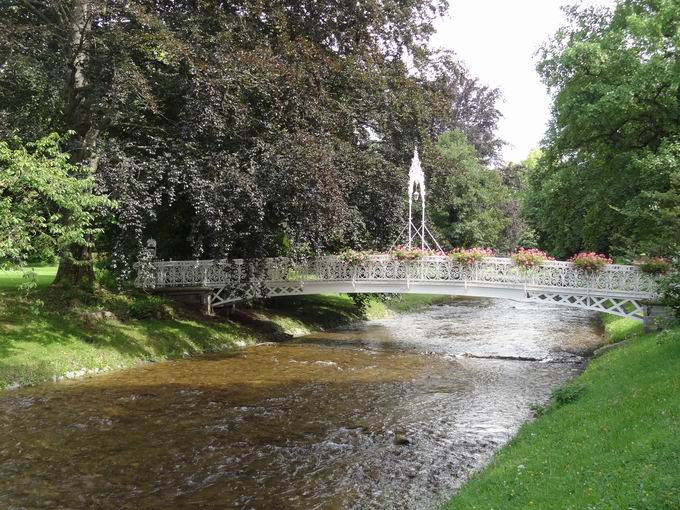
53;245;96;291
53;0;97;291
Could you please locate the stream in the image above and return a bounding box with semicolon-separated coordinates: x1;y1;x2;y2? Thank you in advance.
0;297;602;509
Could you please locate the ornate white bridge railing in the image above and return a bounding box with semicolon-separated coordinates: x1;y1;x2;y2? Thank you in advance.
134;255;661;319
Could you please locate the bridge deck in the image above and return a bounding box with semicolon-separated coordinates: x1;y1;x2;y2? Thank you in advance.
135;256;660;320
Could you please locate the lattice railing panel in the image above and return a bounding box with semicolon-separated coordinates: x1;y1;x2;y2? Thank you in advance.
526;292;645;319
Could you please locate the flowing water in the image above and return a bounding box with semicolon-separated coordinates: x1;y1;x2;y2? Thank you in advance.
0;298;602;509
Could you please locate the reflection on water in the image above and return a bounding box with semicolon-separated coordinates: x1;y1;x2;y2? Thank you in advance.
0;298;601;509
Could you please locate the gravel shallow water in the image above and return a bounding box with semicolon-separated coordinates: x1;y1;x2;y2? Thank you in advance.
0;297;602;509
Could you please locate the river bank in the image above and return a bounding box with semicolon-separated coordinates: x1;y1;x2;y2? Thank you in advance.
0;296;602;509
5;267;676;509
447;316;680;509
0;278;448;390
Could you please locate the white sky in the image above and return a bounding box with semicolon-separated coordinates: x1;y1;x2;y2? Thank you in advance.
431;0;615;163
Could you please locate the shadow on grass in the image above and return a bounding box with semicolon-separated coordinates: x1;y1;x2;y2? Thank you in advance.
0;291;266;387
1;303;253;357
261;295;364;330
0;291;371;387
0;291;438;368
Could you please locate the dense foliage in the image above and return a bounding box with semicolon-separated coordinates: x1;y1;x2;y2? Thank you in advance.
660;258;680;317
526;0;680;259
4;0;674;291
0;0;504;284
0;134;112;270
430;130;509;249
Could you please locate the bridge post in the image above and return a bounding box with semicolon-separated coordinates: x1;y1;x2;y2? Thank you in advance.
643;304;671;333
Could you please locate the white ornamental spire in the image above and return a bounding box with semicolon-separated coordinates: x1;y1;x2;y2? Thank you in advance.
408;147;425;200
407;147;426;249
400;147;443;253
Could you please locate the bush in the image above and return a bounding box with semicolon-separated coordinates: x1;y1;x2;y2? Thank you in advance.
529;383;587;418
511;248;553;270
569;252;613;273
127;295;172;320
449;247;495;266
635;256;671;275
660;259;680;318
551;383;586;407
95;266;118;291
529;402;547;417
350;293;376;311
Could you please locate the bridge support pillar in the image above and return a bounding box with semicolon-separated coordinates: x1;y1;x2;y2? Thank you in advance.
203;293;214;316
643;304;672;333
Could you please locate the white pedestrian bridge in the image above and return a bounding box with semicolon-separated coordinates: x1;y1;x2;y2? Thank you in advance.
135;255;661;320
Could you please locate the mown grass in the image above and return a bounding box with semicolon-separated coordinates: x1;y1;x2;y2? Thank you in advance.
446;323;680;509
0;265;57;290
0;266;443;389
601;313;644;342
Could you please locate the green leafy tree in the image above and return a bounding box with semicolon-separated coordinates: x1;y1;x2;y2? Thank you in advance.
496;157;539;253
0;134;113;287
430;130;509;249
529;0;680;258
1;0;503;279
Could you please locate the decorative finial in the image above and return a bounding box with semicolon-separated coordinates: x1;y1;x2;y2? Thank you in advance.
145;238;157;258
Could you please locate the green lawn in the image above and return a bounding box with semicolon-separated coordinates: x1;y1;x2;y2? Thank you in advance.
447;320;680;509
0;265;57;290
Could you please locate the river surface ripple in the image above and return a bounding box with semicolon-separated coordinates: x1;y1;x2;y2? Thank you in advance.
0;298;601;509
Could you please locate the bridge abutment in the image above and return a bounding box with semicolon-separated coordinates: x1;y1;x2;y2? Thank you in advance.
643;304;673;333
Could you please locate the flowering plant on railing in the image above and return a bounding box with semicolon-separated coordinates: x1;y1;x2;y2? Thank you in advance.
448;247;495;266
634;256;671;275
338;250;373;265
511;248;554;270
390;245;429;261
569;252;613;273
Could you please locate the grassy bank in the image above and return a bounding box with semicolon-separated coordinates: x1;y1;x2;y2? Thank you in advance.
600;313;644;342
0;267;446;389
447;316;680;509
250;294;445;337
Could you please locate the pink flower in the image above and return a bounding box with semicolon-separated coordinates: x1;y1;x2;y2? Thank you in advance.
568;252;612;273
511;248;553;269
449;247;495;266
